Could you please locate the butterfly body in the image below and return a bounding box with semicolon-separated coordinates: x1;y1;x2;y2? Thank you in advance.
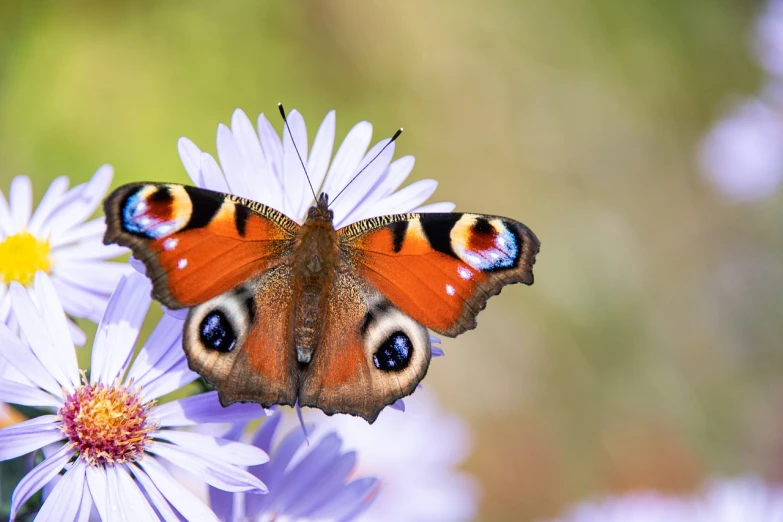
104;182;539;422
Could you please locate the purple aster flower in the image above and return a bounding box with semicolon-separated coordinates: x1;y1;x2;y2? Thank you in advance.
177;108;455;228
543;476;783;522
0;166;132;344
210;413;378;522
0;272;268;521
312;388;479;522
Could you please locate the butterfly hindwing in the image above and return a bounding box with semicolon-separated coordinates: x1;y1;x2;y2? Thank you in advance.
298;272;431;423
339;212;540;337
183;268;299;408
103;182;298;309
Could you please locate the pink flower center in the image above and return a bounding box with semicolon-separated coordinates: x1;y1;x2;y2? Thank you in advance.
59;382;155;466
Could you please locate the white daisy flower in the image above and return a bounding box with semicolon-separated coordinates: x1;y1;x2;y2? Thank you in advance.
177;108;455;228
0;166;132;344
312;388;479;522
0;272;268;521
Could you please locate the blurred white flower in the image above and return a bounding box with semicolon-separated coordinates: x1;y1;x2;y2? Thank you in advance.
0;166;131;344
699;97;783;202
543;476;783;522
312;388;479;522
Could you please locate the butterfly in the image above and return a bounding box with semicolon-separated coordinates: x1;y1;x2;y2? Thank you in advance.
103;127;539;424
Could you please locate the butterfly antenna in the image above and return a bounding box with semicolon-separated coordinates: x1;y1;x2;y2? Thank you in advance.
329;127;403;207
278;103;318;201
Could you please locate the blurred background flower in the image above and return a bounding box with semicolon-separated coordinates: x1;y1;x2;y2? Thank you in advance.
0;1;780;520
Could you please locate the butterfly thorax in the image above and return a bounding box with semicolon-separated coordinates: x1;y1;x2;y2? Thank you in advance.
291;193;339;364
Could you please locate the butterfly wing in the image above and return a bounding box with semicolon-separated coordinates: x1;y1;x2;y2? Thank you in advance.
182;268;298;408
339;212;539;337
103;182;298;309
298;271;431;423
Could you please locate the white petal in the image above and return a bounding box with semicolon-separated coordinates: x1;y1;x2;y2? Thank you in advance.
178;137;204;186
332;139;395;226
147;440;268;493
127;464;182;522
47;165;113;237
0;378;63;408
153;391;264;426
218;123;259;200
92;274;151;384
305;110;336;205
415;201;456;213
9;175;32;230
200;152;230;192
281;109;310;219
152;430;269;466
321;121;373;202
348;155;415;220
0;415;63;460
257;113;284;182
354;179;439;224
0;322;63;396
49;217;107;248
125;314;188;393
232;109;283;208
33;273;80;387
110;464;160;521
11;444;73;520
137;457;221;522
33;458;86;522
85;465;110;522
10;282;76;390
27;176;70;235
52;260;130;294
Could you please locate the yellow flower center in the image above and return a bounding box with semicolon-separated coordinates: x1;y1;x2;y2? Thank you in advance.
60;382;156;466
0;232;51;286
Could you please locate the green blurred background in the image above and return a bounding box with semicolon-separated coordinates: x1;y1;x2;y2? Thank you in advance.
0;1;778;520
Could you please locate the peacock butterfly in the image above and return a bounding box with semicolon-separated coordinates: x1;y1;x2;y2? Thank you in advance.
102;109;540;423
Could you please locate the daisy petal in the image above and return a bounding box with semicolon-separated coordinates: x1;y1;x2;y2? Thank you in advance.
178;137;204;186
128;464;183;522
92;274;151;384
217;123;256;200
74;478;93;522
8;282;75;389
10;443;73;520
34;458;86;522
332;139;395;226
321;121;373;200
317;477;380;520
0;184;14;236
110;463;160;521
415;201;457;213
33;272;80;387
0;378;62;408
85;465;110;521
47;165;113;237
257;113;283;183
0;415;63;460
148;441;268;493
362;179;439;218
49;217;107;248
9;175;32;231
152;430;269;466
231;109;283;208
281;109;310;219
137;456;221;522
153;391;264;426
27;176;69;234
200;152;230;192
305;110;336;210
0;322;62;396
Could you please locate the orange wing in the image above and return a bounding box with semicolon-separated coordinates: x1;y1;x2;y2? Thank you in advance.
103;183;298;308
339;212;539;337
